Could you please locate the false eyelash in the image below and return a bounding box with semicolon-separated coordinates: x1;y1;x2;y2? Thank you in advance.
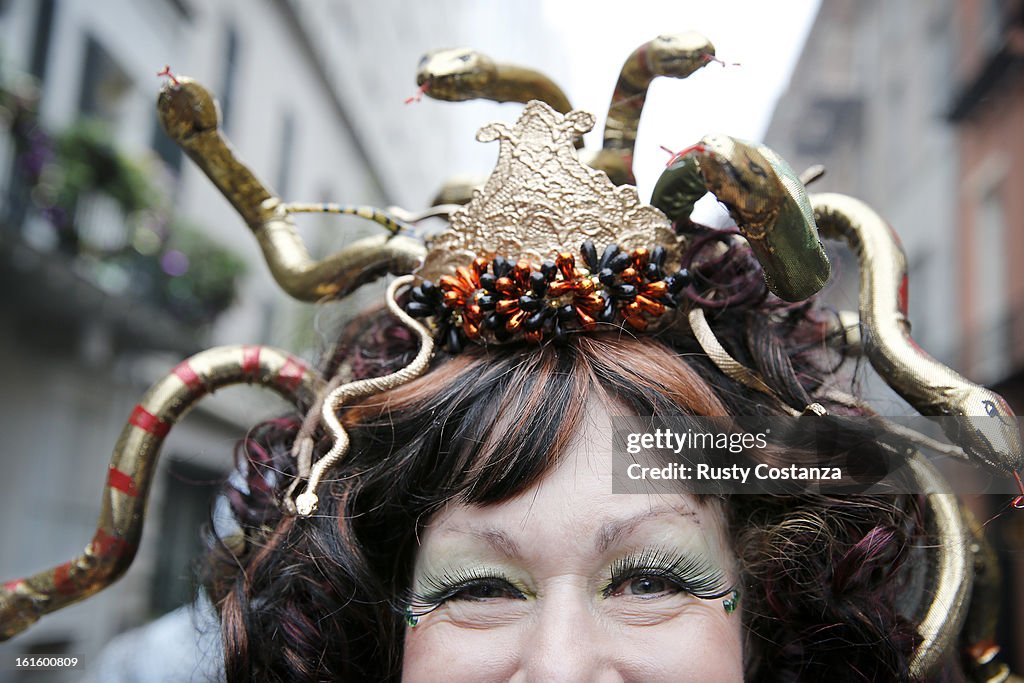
605;547;732;600
402;566;527;618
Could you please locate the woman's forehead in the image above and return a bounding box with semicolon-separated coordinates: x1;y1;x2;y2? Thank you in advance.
421;449;722;553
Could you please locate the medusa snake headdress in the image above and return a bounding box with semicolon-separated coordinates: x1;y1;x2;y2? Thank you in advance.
2;33;1022;682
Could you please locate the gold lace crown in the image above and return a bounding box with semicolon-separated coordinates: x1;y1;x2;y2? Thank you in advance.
408;101;689;348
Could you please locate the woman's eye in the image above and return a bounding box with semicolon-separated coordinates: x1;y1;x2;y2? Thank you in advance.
449;579;524;602
610;575;681;598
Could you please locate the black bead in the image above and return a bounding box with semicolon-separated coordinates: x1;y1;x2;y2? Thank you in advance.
492;257;511;278
608;252;632;273
598;268;616;286
557;304;576;322
420;280;442;302
410;286;428;303
613;284;637;299
518;294;542;312
541;260;558;280
644;262;662;281
524;309;549;331
553;321;568;345
599;244;620;270
667;268;691;294
482;312;499;329
478;294;497;310
651;246;666;267
580;241;598;270
529;271;547;295
600;300;615;322
479;273;498;292
446;326;463;354
405;302;435;317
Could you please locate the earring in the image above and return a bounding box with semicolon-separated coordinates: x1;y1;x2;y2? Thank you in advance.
723;589;740;614
404;606;419;627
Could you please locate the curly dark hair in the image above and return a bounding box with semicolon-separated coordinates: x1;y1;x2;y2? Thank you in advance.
201;236;937;682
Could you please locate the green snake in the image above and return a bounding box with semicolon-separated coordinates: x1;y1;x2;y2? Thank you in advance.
651;134;831;302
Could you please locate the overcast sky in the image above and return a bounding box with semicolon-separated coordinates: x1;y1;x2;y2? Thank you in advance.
540;0;821;199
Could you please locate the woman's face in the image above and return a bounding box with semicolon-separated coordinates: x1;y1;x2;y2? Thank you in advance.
402;401;744;682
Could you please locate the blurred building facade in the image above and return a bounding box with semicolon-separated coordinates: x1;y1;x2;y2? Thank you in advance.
0;0;562;679
948;0;1024;397
765;0;960;370
949;0;1024;671
0;0;395;677
766;0;1024;669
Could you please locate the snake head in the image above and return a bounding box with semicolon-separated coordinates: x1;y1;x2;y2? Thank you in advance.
156;76;220;143
695;135;785;230
416;48;497;101
949;389;1024;474
647;32;717;78
652;135;829;301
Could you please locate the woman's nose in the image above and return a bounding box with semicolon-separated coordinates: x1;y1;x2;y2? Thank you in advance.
514;583;622;683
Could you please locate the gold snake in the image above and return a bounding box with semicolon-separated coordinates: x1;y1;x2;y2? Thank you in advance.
156;77;425;301
416;34;716;187
415;46;586;171
649;135;1021;474
811;193;1023;474
0;346;323;639
416;47;573;114
601;31;717;185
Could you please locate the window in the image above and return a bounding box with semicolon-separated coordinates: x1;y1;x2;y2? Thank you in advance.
981;0;1006;55
29;0;57;83
77;35;132;124
972;180;1009;381
150;458;224;616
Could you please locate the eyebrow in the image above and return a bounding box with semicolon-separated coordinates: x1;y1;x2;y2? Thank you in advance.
444;526;524;559
596;505;698;554
442;504;698;559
